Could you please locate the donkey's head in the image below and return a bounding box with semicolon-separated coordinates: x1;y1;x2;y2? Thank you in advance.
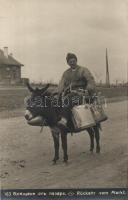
24;82;51;125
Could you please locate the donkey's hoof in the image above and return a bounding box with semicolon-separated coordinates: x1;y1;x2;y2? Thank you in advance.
63;159;68;164
52;160;58;165
63;156;68;163
96;147;100;153
90;148;94;153
52;157;59;164
52;160;56;164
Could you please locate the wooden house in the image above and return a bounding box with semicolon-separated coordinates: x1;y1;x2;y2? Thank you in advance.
0;47;24;84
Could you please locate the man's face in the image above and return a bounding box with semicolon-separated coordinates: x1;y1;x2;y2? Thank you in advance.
67;58;77;69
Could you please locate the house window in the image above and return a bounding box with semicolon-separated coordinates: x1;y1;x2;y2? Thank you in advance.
5;67;11;78
13;71;17;79
6;67;10;71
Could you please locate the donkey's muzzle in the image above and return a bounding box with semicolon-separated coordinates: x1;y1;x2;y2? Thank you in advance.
25;110;45;126
24;110;33;121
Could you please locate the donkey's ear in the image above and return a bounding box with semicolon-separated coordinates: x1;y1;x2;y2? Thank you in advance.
41;83;50;93
26;81;35;92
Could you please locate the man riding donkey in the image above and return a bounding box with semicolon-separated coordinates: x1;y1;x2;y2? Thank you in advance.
25;52;105;131
57;52;97;130
25;53;107;162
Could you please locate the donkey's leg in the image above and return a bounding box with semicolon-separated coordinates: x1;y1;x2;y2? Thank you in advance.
94;126;100;153
51;130;60;163
87;128;94;152
61;131;68;163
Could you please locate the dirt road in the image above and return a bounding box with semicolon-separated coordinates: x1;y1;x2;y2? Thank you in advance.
0;101;128;189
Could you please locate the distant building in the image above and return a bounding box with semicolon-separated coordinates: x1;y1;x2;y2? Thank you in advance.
0;47;24;85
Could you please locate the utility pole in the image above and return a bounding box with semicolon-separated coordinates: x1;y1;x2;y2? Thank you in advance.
106;48;110;87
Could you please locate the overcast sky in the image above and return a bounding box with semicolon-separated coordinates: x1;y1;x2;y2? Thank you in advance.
0;0;128;83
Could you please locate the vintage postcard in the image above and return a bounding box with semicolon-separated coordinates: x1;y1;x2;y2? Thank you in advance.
0;0;127;199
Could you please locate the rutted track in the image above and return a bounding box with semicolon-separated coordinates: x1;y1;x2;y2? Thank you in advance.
0;101;128;189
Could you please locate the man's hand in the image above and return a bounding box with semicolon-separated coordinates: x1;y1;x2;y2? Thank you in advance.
63;86;70;96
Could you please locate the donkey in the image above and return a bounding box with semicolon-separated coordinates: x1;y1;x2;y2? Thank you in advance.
24;82;100;163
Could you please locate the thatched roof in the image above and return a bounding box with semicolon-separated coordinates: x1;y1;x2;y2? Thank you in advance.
0;49;24;67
